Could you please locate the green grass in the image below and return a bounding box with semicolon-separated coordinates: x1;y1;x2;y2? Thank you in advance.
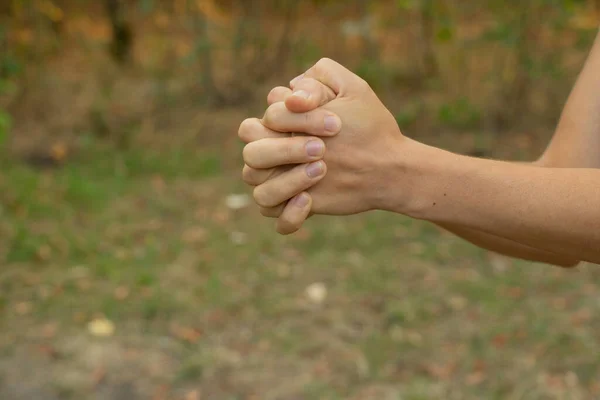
1;143;600;399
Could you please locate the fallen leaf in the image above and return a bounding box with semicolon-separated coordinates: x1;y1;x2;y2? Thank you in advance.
570;309;592;325
37;344;59;359
114;286;130;300
36;245;52;261
305;282;327;305
87;317;115;337
182;227;208;244
185;390;201;400
77;279;92;291
41;323;58;338
506;287;523;299
225;194;250;210
171;324;202;344
15;302;32;315
91;367;106;386
424;362;455;380
448;296;467;311
565;371;579;388
212;210;230;224
492;334;508;349
466;371;485;386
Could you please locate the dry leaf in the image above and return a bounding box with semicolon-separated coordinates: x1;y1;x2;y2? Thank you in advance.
448;296;467;311
41;323;58;338
36;245;52;261
225;194;250;210
185;390;201;400
87;318;115;337
182;227;208;244
425;362;455;380
91;367;107;386
305;282;327;305
466;371;485;386
114;286;130;300
492;334;508;349
37;344;59;359
171;324;202;344
15;302;32;315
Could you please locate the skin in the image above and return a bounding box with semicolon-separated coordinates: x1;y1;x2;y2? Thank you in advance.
239;29;600;267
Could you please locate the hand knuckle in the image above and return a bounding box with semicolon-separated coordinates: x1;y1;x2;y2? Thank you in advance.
317;57;333;68
242;165;255;184
253;186;275;208
253;186;267;207
242;143;257;167
264;102;285;127
267;87;285;104
238;118;254;142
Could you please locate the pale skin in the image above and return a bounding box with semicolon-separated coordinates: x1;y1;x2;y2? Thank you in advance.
239;28;600;268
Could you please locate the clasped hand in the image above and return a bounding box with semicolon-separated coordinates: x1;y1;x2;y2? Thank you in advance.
239;58;409;234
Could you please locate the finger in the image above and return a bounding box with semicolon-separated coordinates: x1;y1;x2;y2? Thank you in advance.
285;77;337;114
267;86;293;106
253;161;326;207
260;203;285;218
276;193;312;235
243;136;325;169
298;57;368;96
242;164;291;186
238;118;290;144
262;203;316;219
262;102;341;136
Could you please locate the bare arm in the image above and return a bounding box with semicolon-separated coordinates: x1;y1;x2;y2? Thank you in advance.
427;29;600;267
382;139;600;264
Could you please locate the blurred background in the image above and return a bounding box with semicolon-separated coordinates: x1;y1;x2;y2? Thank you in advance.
0;0;600;399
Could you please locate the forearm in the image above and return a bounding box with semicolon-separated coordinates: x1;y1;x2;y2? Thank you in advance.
438;158;579;266
435;223;579;267
432;159;579;266
384;140;600;264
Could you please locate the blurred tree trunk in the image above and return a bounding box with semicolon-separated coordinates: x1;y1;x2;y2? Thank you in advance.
235;0;296;84
104;0;133;64
194;1;224;105
418;0;438;78
493;5;535;130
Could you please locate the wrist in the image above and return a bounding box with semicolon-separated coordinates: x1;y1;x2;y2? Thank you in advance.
375;137;465;219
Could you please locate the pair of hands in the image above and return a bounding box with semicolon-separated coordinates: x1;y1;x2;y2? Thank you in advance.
239;58;408;234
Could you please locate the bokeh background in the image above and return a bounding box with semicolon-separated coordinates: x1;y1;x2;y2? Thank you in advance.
1;1;600;399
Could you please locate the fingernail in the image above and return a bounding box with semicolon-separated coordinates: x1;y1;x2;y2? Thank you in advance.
292;90;311;99
306;140;325;157
290;73;304;86
324;115;341;133
306;161;324;178
294;193;310;208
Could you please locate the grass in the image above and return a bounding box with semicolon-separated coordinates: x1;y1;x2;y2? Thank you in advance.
1;140;600;400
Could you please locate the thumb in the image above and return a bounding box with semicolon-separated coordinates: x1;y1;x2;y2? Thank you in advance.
296;58;363;97
285;77;337;113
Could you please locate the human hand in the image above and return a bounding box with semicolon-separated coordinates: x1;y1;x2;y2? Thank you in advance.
240;58;408;233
